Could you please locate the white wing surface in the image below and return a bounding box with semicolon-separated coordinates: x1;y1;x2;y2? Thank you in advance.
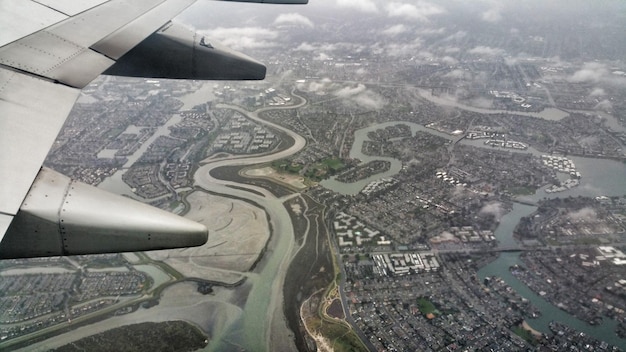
0;0;307;258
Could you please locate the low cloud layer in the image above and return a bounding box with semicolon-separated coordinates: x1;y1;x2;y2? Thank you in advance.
589;87;606;96
386;1;446;21
382;24;409;36
568;62;609;83
274;13;314;28
479;202;506;220
567;207;597;222
336;0;378;13
333;83;386;110
204;27;279;51
468;46;505;57
480;1;503;23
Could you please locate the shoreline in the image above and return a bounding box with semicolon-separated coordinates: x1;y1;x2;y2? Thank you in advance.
522;320;544;337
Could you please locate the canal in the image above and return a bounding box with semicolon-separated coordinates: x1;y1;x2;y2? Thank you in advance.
326;120;626;347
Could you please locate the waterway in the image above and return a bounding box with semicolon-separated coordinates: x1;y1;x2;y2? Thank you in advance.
478;213;625;347
97;115;183;200
320;121;456;195
566;109;626;133
192;97;308;351
86;88;308;351
474;153;626;347
324;119;626;346
469;140;626;346
322;119;626;198
134;265;172;289
416;88;570;121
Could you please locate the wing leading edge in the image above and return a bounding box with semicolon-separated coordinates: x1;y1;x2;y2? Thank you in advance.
0;0;307;258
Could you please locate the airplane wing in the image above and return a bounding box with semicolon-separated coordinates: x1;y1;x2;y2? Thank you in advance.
0;0;306;259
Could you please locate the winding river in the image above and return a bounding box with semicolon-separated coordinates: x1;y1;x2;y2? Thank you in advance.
30;89;309;352
199;89;626;348
34;82;625;350
192;94;308;351
325;117;626;347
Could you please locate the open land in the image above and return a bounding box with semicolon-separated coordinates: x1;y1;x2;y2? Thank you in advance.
149;190;270;275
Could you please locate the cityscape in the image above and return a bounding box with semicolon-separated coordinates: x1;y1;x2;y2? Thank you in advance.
1;0;626;351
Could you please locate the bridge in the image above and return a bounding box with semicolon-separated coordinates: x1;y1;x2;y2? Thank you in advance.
430;245;552;255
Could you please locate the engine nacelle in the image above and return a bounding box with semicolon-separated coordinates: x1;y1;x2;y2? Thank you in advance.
104;22;266;80
0;168;207;258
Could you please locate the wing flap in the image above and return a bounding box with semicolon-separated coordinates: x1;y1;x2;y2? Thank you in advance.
48;49;114;88
0;0;68;47
0;214;11;244
0;0;306;258
0;31;115;88
32;0;111;16
92;0;197;60
0;67;80;216
0;0;169;88
104;22;266;80
46;0;167;48
221;0;308;3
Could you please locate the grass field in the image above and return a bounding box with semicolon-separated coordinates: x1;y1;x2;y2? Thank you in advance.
417;297;438;316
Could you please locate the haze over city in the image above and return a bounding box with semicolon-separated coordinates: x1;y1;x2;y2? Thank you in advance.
1;0;626;351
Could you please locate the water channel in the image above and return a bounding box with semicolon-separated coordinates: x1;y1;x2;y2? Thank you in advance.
325;119;626;347
33;85;307;352
478;215;624;347
71;82;626;348
320;121;457;195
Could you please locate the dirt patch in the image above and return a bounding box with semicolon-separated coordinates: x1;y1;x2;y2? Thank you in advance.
148;190;270;281
522;320;544;337
244;166;307;190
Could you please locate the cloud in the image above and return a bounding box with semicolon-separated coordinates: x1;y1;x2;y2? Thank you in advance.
594;99;613;111
352;90;386;110
204;27;278;50
567;63;626;87
294;42;365;54
444;46;461;53
380;38;423;57
382;24;409;36
355;67;368;76
441;56;458;65
295;42;332;52
443;69;469;79
567;207;596;222
385;1;445;21
336;0;378;13
314;52;332;61
334;84;367;98
589;87;606;96
274;13;314;28
297;78;333;95
568;62;609;83
294;42;317;51
417;27;446;36
479;202;506;220
333;84;386;110
444;31;467;41
474;0;504;23
504;57;519;66
481;7;502;22
468;46;505;57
